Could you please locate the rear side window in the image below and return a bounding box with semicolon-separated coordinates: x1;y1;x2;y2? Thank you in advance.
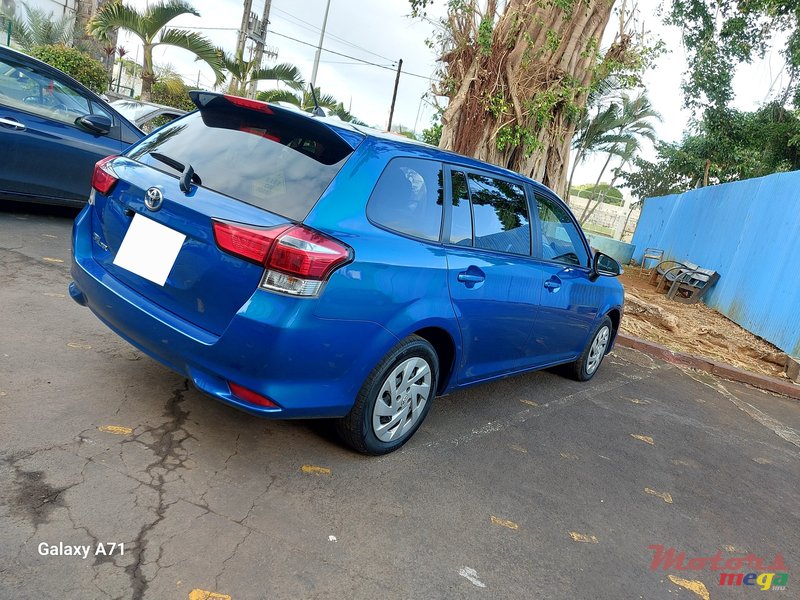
467;174;530;255
367;158;444;241
126;110;354;221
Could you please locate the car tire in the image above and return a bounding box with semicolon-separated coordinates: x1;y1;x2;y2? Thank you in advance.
336;335;438;455
566;316;613;382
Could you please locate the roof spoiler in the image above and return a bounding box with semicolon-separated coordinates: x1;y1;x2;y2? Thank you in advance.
188;90;364;149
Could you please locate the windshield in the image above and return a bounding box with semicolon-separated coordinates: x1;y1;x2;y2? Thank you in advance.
125;110;355;221
111;100;155;121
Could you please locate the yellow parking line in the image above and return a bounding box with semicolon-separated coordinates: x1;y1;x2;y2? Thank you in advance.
519;399;539;406
667;575;709;600
98;425;133;435
627;397;650;404
42;257;64;263
569;531;599;544
509;444;528;453
490;516;519;530
560;452;579;460
644;487;673;503
188;591;231;600
300;465;331;475
67;342;92;350
630;434;655;445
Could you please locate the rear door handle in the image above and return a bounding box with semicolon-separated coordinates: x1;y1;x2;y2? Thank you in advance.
0;117;26;130
458;272;485;283
544;278;561;291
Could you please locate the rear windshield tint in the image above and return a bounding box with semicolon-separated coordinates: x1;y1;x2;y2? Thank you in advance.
125;110;354;221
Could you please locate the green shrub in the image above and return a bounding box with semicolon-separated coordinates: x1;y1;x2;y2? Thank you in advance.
30;45;107;93
150;81;196;112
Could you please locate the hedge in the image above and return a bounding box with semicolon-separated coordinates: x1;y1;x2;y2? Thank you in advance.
30;45;108;94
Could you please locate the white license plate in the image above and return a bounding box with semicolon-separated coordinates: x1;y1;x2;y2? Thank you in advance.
112;213;186;286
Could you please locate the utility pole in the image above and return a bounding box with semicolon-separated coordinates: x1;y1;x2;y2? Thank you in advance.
310;0;331;90
387;59;403;132
247;0;273;98
236;0;254;60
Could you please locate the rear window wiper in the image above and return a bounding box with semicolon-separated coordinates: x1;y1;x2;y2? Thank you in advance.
150;151;201;192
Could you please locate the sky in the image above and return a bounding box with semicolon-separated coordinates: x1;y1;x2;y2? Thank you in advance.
109;0;789;189
117;0;445;133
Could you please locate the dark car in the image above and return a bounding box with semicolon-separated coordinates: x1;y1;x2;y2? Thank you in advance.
110;99;186;133
0;46;142;207
70;91;624;455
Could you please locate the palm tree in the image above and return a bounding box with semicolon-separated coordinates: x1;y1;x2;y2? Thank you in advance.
567;102;621;198
86;0;223;102
257;86;339;112
219;50;304;98
2;1;73;50
578;94;661;224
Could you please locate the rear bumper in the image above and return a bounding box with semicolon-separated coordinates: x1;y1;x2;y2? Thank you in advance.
70;206;398;419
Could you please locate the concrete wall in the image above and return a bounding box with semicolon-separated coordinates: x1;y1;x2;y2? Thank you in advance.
631;171;800;358
4;0;77;18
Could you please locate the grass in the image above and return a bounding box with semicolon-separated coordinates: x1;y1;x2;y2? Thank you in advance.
582;223;615;236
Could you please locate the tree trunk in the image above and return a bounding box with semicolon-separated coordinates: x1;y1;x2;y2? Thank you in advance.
436;0;616;197
140;45;154;102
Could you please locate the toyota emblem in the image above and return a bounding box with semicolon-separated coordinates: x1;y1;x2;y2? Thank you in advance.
144;187;163;211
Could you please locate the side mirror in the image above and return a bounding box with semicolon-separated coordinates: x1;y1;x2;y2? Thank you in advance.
76;114;112;135
593;251;622;277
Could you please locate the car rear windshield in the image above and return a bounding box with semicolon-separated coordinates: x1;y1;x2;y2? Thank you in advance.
125;109;355;221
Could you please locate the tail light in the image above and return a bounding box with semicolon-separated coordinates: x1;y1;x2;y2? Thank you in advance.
212;222;291;264
91;155;119;195
223;94;274;114
212;221;351;297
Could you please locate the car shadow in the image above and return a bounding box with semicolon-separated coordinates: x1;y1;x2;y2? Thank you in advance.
0;200;82;219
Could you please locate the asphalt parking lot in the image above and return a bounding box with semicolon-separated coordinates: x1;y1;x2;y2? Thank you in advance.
1;202;798;600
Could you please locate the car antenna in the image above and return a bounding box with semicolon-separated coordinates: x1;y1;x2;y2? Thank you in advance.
309;85;326;117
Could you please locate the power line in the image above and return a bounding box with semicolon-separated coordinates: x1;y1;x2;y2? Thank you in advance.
271;6;395;62
270;30;435;81
173;26;238;31
165;26;437;82
268;30;397;70
321;60;395;66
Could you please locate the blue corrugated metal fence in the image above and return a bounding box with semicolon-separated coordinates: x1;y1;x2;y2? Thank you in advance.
631;171;800;357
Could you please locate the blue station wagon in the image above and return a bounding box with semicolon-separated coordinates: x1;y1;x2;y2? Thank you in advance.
70;91;624;454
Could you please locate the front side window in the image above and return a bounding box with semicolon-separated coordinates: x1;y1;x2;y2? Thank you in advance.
0;55;91;125
367;157;444;242
535;193;590;267
467;173;530;255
